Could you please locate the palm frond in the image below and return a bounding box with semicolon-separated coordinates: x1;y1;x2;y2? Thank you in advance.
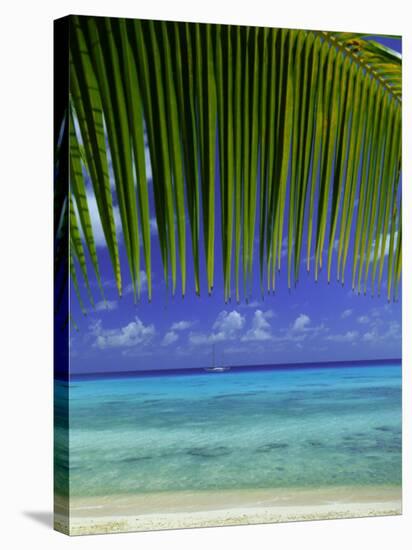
68;17;402;303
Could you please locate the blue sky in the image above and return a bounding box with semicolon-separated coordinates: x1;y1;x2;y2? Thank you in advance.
70;34;401;373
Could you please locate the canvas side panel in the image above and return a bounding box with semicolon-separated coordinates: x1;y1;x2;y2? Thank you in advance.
53;15;70;536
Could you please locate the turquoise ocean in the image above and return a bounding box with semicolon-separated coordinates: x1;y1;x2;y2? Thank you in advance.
55;360;401;499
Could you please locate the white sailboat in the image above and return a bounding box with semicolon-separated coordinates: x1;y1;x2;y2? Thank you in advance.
204;345;230;372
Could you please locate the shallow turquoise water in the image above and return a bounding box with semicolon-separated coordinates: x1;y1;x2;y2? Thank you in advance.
55;362;401;497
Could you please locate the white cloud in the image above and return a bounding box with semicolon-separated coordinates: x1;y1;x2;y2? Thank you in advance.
189;310;245;346
341;309;353;319
369;231;399;262
75;185;155;251
357;315;370;325
72;120;153;250
327;331;359;343
386;321;401;339
82;189;122;248
370;304;392;318
213;310;245;335
292;314;311;331
272;319;326;345
94;300;118;312
362;330;378;343
89;317;155;349
150;217;158;235
162;331;179;346
187;309;329;351
170;320;194;331
362;320;401;344
242;310;273;342
263;310;275;320
161;320;194;347
144;139;153;181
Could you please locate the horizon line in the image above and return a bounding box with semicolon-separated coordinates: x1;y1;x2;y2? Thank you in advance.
61;356;402;380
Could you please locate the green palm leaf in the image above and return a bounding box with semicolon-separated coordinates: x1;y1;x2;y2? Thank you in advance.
67;17;402;305
69;109;104;299
70;16;122;296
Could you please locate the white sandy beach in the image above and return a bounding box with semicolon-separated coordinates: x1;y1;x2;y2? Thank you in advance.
54;485;402;536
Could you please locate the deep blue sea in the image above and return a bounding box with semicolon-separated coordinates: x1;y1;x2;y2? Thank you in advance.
54;360;401;498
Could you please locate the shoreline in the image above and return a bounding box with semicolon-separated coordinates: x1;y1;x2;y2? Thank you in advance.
55;485;402;536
